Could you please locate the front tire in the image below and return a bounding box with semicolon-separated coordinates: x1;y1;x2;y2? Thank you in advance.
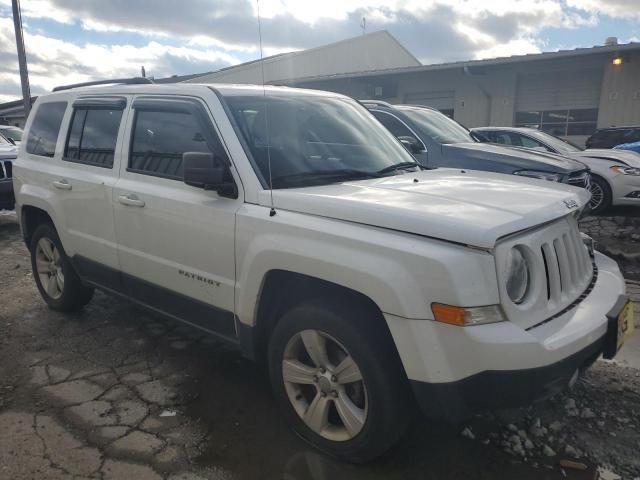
588;175;612;214
30;223;94;311
268;298;411;463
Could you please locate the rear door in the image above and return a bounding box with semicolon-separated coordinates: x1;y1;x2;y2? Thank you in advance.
56;97;127;285
112;96;240;337
19;97;124;282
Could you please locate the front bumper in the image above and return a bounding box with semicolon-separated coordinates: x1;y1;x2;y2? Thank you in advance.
384;251;627;421
612;174;640;206
410;330;606;421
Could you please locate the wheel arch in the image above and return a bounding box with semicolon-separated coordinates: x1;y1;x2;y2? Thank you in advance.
21;204;56;247
244;270;404;374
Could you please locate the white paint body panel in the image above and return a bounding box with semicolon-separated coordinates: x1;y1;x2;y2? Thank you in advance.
387;252;625;383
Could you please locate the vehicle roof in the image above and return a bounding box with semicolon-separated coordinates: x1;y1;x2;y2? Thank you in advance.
593;125;640;131
363;102;439;113
34;83;347;102
471;126;539;132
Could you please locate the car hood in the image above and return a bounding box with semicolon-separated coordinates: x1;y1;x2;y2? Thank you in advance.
0;144;17;160
443;143;586;172
260;169;590;249
571;149;640;167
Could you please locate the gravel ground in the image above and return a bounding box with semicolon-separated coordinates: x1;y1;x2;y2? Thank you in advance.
0;210;639;480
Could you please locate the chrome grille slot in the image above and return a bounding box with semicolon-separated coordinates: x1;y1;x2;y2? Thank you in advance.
496;215;595;329
5;160;12;178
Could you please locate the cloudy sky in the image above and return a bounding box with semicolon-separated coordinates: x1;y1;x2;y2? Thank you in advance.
0;0;638;103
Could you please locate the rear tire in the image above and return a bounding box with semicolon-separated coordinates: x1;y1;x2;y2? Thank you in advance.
268;297;411;463
30;223;94;311
588;175;612;214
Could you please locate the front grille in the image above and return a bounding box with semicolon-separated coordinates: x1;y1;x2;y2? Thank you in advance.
496;216;595;329
4;160;12;179
539;226;593;303
567;170;590;189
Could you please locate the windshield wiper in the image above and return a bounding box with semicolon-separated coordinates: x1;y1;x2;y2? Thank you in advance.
272;169;382;184
376;161;422;174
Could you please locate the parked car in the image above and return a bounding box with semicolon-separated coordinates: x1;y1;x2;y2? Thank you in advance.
362;101;591;192
586;126;640;150
0;125;23;146
14;80;632;462
472;127;640;213
615;141;640;154
0;132;17;210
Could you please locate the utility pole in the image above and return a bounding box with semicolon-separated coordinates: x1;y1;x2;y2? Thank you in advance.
360;17;366;36
12;0;32;118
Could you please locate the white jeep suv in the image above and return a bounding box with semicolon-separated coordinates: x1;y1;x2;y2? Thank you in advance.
13;80;634;462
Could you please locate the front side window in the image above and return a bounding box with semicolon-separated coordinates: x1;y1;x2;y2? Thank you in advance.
65;108;123;168
26;102;67;157
129;109;214;180
371;111;414;138
225;95;417;189
399;107;475;144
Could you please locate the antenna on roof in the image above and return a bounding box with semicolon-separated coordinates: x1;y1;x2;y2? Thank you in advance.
256;0;275;217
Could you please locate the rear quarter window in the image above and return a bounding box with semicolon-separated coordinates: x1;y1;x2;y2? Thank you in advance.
26;102;67;157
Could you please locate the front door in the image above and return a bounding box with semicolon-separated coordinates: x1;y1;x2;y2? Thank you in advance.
113;96;241;338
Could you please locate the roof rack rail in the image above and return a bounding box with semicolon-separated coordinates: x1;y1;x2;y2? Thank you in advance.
52;77;154;92
359;99;393;108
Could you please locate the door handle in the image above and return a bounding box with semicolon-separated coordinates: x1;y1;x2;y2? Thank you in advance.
52;179;72;191
118;193;145;207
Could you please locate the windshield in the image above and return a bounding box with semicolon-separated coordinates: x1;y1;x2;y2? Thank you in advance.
400;107;475;144
225;95;417;188
0;127;23;141
532;131;582;153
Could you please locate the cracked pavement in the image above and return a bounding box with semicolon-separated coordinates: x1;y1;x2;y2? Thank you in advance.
1;210;639;480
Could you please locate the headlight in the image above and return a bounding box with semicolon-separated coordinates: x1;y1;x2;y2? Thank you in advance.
505;247;530;305
514;170;563;182
610;165;640;176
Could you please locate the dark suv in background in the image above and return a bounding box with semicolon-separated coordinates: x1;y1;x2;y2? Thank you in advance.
586;126;640;149
0;132;17;210
363;101;590;190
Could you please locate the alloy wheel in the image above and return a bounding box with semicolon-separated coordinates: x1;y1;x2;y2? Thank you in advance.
588;181;604;211
35;237;64;300
282;329;368;442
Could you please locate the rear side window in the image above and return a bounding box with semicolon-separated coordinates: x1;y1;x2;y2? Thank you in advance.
26;102;67;157
129;109;215;180
65;108;123;168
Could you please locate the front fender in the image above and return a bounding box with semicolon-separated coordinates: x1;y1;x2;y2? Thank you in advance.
235;205;499;326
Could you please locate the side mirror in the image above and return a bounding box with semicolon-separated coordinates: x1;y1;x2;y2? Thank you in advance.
183;152;237;198
398;135;424;154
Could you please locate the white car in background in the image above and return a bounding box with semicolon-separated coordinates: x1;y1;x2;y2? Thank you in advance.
0;125;23;146
472;127;640;213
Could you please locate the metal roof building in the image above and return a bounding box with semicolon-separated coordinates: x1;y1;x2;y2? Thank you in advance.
181;30;421;85
276;39;640;146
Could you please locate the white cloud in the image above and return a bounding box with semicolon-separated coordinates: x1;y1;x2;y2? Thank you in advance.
0;16;240;101
567;0;640;19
